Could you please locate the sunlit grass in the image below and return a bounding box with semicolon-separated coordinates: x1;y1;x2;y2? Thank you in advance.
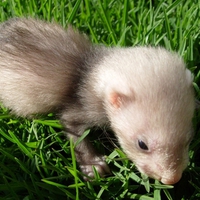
0;0;199;199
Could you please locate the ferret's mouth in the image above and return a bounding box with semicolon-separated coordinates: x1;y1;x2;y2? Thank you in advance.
160;175;182;185
136;165;182;185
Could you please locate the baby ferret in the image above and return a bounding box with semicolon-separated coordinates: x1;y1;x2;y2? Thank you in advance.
0;18;195;185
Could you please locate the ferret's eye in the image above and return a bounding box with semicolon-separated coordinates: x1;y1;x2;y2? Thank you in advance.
138;140;148;150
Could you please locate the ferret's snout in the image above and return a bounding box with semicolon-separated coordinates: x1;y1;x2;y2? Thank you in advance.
143;164;183;184
160;173;182;185
138;163;183;184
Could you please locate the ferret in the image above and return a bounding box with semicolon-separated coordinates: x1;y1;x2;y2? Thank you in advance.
0;18;195;185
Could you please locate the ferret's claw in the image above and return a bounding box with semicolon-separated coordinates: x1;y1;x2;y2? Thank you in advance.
79;156;110;180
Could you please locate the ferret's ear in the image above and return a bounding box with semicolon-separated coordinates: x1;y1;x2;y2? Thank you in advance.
109;92;123;109
108;91;135;109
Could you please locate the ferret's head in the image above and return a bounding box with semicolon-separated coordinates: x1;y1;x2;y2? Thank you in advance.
99;47;195;184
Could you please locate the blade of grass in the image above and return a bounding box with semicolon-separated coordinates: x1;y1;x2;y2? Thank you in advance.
70;137;79;200
67;0;82;24
8;130;33;159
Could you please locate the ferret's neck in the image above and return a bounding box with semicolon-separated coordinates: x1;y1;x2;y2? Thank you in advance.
76;46;112;127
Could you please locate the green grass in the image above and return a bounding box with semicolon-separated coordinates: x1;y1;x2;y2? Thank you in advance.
0;0;200;199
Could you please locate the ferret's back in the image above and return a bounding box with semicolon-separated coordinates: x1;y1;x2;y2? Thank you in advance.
0;18;91;116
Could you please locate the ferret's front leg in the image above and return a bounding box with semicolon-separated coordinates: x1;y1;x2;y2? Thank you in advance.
70;132;110;179
61;116;110;179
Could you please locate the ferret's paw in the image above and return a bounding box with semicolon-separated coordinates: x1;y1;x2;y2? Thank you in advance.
79;156;110;180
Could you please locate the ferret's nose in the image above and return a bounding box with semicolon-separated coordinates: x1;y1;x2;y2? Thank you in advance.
161;174;182;185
